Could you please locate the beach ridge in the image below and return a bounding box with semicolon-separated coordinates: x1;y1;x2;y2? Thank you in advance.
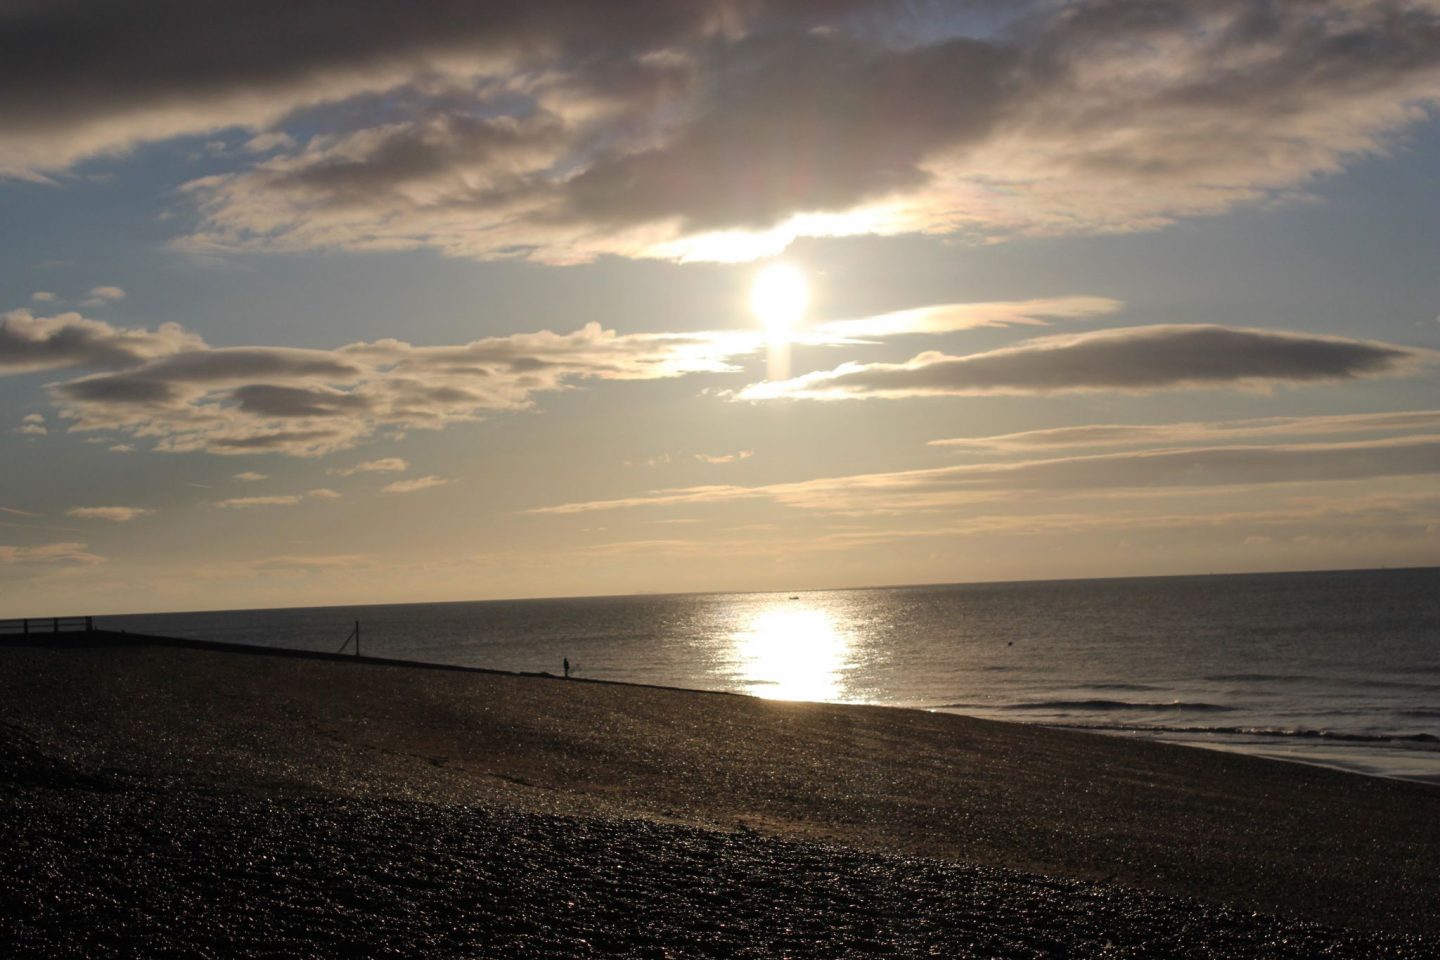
4;639;1439;955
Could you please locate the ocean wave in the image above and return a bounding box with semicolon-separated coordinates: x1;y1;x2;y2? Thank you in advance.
1205;672;1440;693
981;699;1235;713
1340;677;1440;692
1050;722;1440;748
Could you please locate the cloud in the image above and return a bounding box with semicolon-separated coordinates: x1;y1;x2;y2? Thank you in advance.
0;542;104;565
0;507;42;518
532;435;1440;515
232;471;268;482
213;486;342;508
15;412;46;435
738;326;1432;400
13;311;760;456
581;490;1440;562
695;450;754;465
0;308;203;374
382;475;449;494
139;1;1440;263
244;132;297;154
812;297;1123;340
66;506;153;522
193;553;380;581
107;444;134;453
9;307;1429;460
213;495;301;509
31;292;55;303
256;553;370;570
82;286;126;306
331;457;409;475
0;0;792;178
931;410;1440;452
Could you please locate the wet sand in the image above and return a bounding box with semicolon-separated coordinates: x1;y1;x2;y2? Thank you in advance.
3;635;1439;956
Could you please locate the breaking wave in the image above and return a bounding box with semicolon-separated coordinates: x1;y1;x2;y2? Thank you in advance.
1049;722;1440;748
937;699;1236;713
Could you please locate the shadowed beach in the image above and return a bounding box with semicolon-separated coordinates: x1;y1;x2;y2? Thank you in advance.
3;634;1439;957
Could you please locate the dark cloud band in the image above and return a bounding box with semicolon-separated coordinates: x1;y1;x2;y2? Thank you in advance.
5;2;1436;261
739;326;1432;400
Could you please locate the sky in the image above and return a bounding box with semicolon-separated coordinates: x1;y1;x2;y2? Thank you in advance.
2;0;1439;617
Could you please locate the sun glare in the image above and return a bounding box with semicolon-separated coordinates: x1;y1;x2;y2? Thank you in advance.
750;263;809;337
731;606;853;702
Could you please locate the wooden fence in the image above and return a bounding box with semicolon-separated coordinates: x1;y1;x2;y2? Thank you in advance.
0;616;95;634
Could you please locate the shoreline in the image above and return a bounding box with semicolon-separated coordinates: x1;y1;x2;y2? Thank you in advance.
1097;726;1440;786
34;628;1440;788
4;635;1440;953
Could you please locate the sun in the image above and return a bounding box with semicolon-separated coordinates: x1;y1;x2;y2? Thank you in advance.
749;263;809;337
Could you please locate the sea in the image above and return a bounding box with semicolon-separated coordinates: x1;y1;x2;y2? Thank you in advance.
105;567;1440;785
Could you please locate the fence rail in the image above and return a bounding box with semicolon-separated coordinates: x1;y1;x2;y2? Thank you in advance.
0;616;94;635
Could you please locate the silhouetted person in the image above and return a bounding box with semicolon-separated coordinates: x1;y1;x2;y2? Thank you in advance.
563;657;571;679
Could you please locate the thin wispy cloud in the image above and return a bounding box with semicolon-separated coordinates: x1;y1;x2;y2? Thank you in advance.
232;471;268;482
533;436;1440;516
15;412;46;436
931;411;1440;453
331;458;408;476
66;506;153;522
213;487;342;508
191;553;381;583
570;492;1440;562
695;450;754;465
738;326;1433;401
0;542;104;566
256;553;373;570
382;475;448;494
80;286;126;306
812;297;1123;340
213;495;301;509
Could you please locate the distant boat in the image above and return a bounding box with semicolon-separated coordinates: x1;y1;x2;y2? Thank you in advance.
788;595;800;600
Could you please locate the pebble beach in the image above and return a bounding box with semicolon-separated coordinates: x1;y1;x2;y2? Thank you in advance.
3;635;1438;957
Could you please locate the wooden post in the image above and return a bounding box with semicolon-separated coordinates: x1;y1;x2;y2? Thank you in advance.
354;619;360;658
52;617;58;634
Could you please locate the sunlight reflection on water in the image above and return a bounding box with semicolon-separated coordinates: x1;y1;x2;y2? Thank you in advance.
729;604;857;701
